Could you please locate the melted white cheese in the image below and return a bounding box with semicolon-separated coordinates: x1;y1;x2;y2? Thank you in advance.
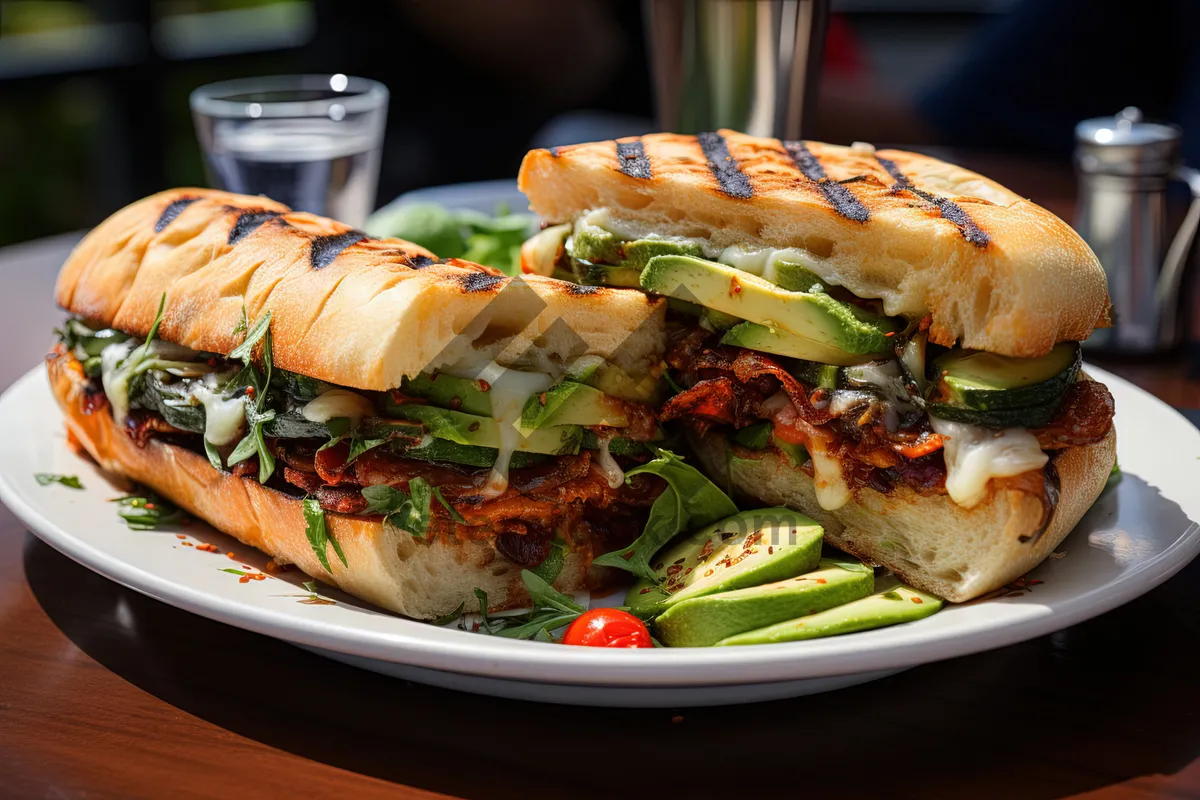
480;366;553;497
928;417;1048;509
808;437;852;511
99;340;136;424
718;244;826;287
190;376;246;446
595;436;625;489
301;389;375;426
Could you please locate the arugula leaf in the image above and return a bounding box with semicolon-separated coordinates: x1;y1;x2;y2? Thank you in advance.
496;611;579;640
227;408;276;483
35;473;83;489
316;416;351;453
302;497;346;571
593;449;738;581
232;305;248;336
360;480;432;538
520;569;584;614
433;486;467;524
473;587;493;633
113;493;182;530
126;293;167;376
430;601;466;627
203;438;224;472
229;310;272;362
347;435;387;462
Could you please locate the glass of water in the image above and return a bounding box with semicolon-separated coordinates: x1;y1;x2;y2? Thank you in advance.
190;74;388;227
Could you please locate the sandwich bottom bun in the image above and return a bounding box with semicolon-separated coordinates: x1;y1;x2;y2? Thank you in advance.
689;426;1116;603
47;350;614;620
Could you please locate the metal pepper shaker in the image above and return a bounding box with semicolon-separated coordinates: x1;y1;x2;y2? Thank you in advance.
1074;107;1200;353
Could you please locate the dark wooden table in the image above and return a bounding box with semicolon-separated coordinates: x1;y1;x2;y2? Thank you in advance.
3;176;1200;800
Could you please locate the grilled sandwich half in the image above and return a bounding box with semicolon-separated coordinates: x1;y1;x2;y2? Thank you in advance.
51;188;668;619
518;129;1116;603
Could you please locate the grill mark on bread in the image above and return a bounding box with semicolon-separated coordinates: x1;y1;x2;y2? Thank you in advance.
615;139;651;180
456;271;506;293
404;253;439;269
696;132;752;199
310;230;368;269
783;141;870;222
875;155;990;247
228;209;283;245
154;197;200;232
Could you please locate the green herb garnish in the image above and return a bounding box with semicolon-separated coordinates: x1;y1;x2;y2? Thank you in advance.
361;479;433;538
35;473;83;489
433;486;467;524
113;493;182;530
301;497;347;572
430;601;466;627
593;449;738;582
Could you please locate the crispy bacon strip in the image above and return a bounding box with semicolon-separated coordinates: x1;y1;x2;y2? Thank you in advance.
660;377;760;427
1031;381;1115;449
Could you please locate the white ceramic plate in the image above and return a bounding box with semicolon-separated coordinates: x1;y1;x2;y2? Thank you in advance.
2;365;1198;707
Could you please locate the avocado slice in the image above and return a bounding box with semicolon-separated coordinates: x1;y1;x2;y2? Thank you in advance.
930;342;1081;412
700;307;742;333
765;259;828;293
642;255;897;355
567;225;622;264
519;381;630;431
398;372;492;416
625;508;823;615
720;322;879;367
655;560;875;647
621;239;704;270
716;584;944;645
771;435;808;468
390;404;582;456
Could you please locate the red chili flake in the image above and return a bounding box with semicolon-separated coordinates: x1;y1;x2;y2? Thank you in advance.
704;569;715;577
538;392;548;406
911;597;923;604
242;565;252;570
768;546;774;555
264;560;291;574
666;564;682;576
226;552;237;559
815;578;827;584
918;314;933;332
175;534;187;540
181;541;193;547
729;277;742;296
245;386;255;398
449;396;463;411
476;380;491;392
144;503;156;510
885;331;896;338
639;587;653;595
196;543;219;553
239;575;250;584
684;567;692;575
468;422;481;432
252;574;266;581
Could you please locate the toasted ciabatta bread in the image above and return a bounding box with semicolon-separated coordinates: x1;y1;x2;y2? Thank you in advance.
689;413;1116;603
48;350;601;618
57;188;665;390
519;131;1109;358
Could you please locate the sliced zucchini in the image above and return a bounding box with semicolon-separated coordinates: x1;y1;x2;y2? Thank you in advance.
930;342;1081;413
924;401;1059;429
621;239;704;270
570;257;642;288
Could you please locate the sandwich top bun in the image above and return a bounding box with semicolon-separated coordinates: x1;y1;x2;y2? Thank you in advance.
518;130;1110;358
56;188;666;390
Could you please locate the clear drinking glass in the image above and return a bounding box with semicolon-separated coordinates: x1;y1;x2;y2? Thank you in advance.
190;74;388;227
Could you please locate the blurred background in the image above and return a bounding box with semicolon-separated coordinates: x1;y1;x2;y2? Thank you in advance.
4;0;1196;245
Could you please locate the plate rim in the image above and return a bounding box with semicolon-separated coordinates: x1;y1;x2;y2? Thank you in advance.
3;364;1198;688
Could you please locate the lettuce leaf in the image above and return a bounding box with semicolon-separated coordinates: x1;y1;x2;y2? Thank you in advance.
593;449;738;581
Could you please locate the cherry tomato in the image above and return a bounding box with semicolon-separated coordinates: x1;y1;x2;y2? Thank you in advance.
562;608;654;649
